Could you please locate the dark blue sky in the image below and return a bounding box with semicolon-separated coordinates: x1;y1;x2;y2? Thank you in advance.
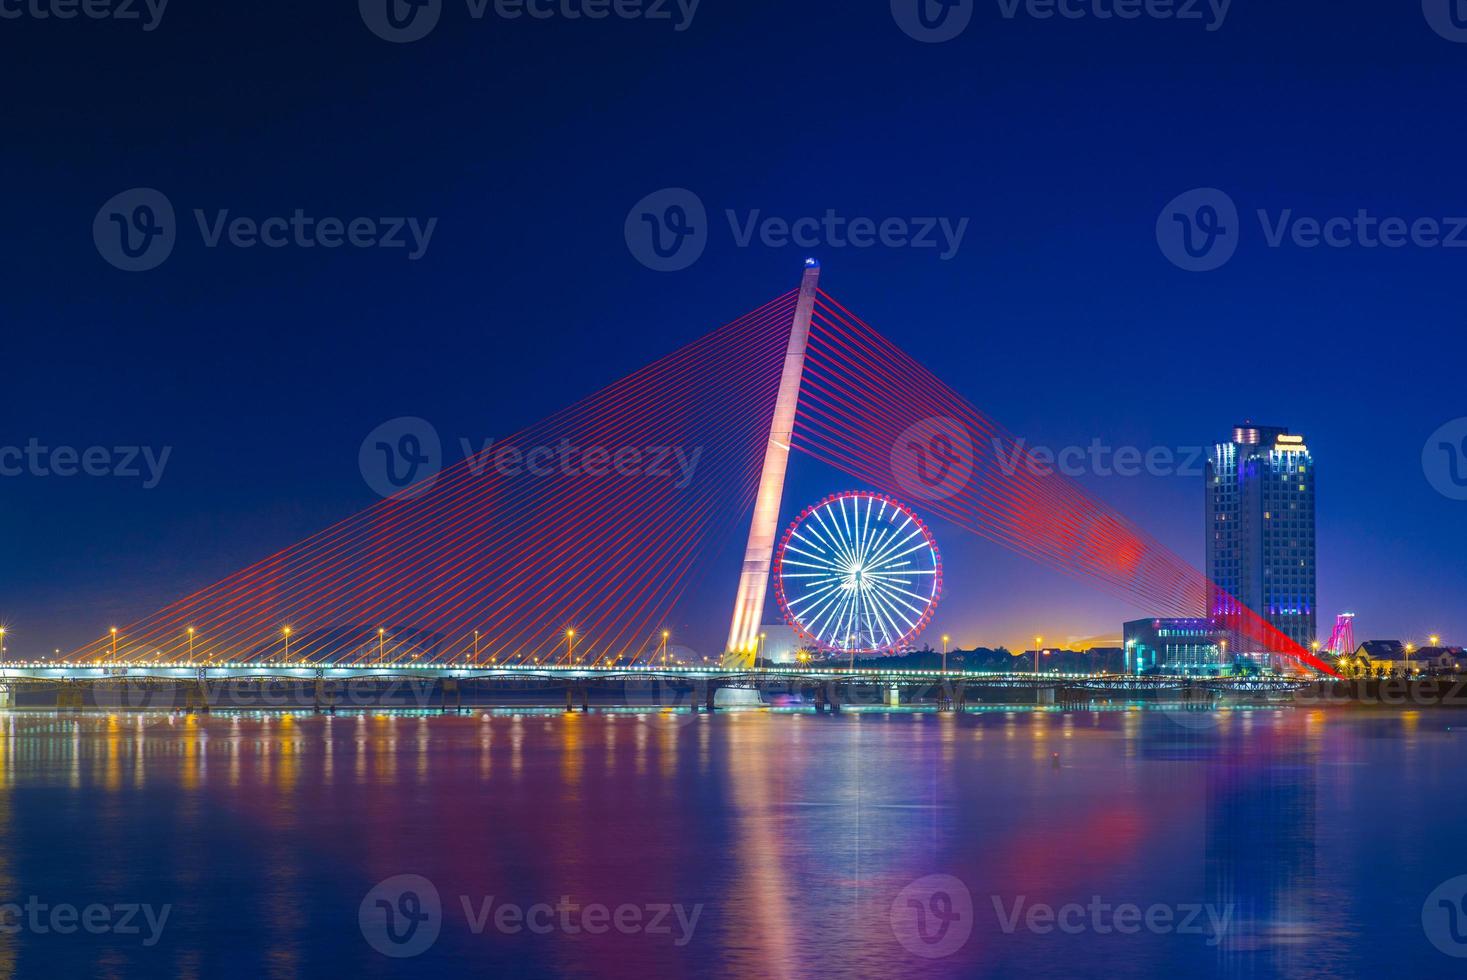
3;1;1464;657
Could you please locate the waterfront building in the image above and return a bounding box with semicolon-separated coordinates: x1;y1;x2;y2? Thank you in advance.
1123;617;1224;675
1207;422;1317;665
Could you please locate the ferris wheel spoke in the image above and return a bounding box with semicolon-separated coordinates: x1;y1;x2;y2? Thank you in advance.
866;577;927;624
812;586;855;646
810;508;858;569
866;592;901;648
786;577;849;614
864;526;928;571
871;577;941;606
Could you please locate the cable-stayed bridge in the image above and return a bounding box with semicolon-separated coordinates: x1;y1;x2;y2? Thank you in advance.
13;262;1337;682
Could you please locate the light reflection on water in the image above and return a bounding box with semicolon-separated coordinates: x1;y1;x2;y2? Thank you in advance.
0;706;1463;978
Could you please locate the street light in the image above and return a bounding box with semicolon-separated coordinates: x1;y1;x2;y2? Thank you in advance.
111;627;118;659
473;629;480;665
1034;636;1042;675
565;629;576;666
188;627;195;660
1431;635;1441;648
283;626;292;660
660;630;669;667
942;634;950;675
378;628;386;663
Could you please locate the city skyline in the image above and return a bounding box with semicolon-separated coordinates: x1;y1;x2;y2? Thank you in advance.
4;5;1465;661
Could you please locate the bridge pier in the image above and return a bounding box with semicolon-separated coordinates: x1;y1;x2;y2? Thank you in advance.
57;682;84;710
0;685;10;709
827;682;841;714
185;680;211;714
885;685;901;707
314;678;337;714
705;684;716;713
441;678;462;714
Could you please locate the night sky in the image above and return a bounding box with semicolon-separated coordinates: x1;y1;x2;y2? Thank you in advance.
2;1;1464;658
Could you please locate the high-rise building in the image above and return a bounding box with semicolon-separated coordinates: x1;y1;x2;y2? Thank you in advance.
1206;422;1317;664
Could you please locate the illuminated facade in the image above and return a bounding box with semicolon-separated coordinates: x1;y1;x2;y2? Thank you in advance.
1123;617;1223;675
1206;422;1317;662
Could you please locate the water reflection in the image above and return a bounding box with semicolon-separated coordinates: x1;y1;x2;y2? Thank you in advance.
0;707;1460;977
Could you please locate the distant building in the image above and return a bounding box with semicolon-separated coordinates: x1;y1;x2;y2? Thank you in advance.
1410;646;1464;672
1347;642;1466;675
1123;618;1224;675
1084;646;1127;674
1207;422;1317;665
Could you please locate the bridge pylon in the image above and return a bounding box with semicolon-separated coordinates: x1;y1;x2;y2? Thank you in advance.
724;259;821;667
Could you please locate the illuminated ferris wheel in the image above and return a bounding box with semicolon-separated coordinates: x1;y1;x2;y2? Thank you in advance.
773;492;942;655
